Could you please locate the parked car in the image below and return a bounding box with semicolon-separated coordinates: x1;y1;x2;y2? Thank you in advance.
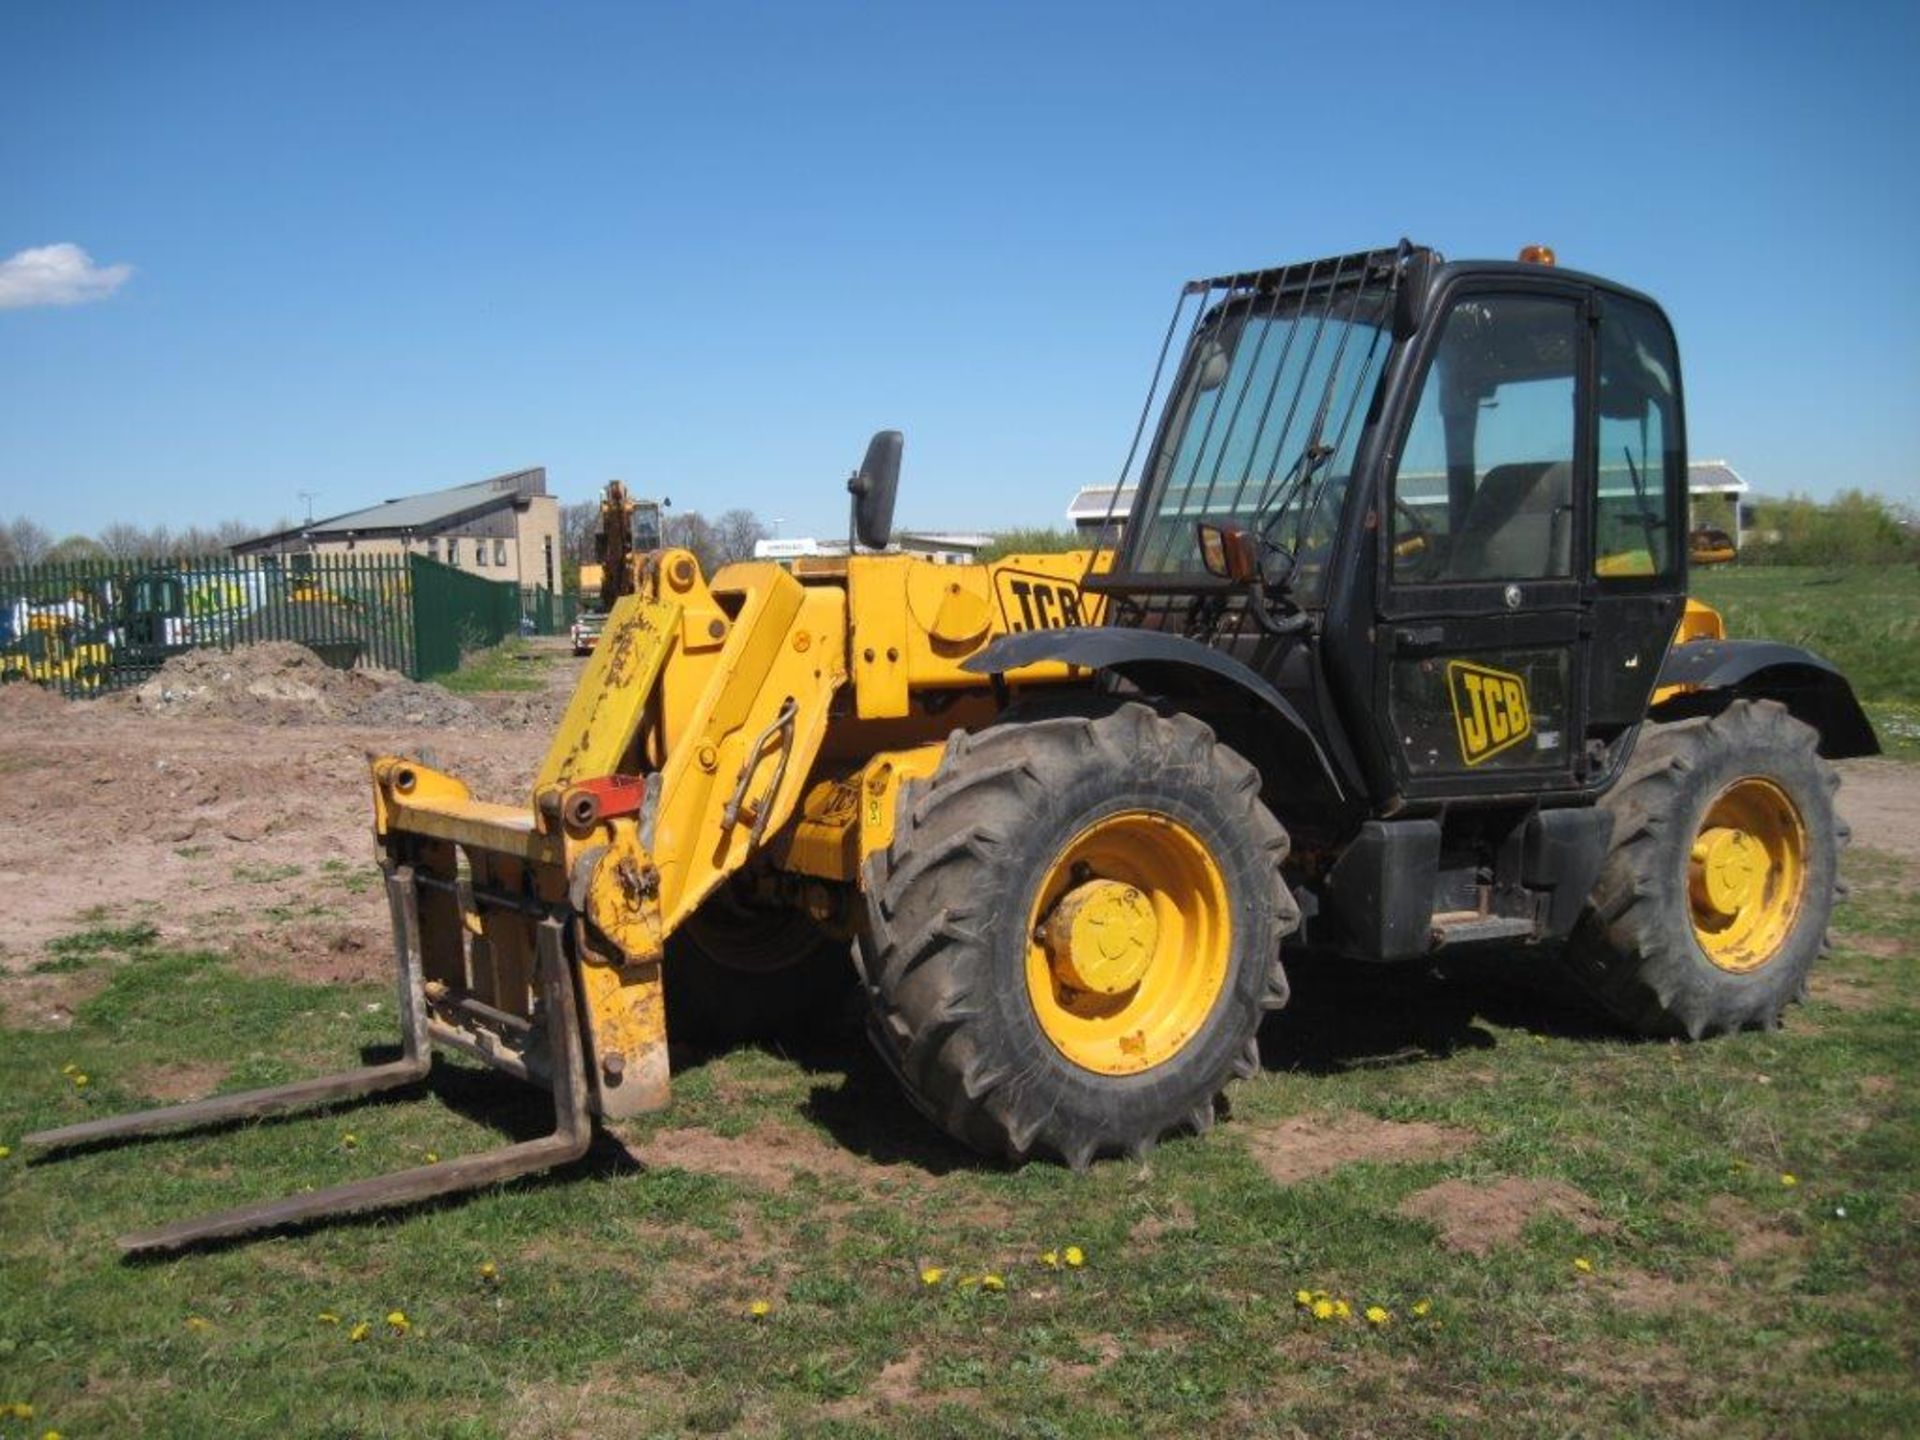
570;611;606;656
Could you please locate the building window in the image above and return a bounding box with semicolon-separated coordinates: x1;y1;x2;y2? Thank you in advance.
494;539;507;567
476;542;489;567
447;539;459;566
427;537;440;561
543;535;554;590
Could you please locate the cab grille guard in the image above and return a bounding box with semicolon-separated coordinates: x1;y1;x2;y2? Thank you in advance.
20;866;592;1258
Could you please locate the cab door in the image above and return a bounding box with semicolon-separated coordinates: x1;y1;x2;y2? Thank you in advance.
1371;278;1595;799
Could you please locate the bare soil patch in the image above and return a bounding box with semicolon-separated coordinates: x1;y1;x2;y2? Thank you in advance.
1244;1111;1475;1186
0;647;574;981
1397;1176;1615;1255
1704;1194;1804;1265
641;1120;936;1196
1834;758;1920;864
136;1060;232;1102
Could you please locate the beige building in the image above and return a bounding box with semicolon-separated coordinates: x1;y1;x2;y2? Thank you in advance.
233;467;563;591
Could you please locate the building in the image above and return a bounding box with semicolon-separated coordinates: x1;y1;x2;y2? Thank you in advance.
232;467;563;590
1064;459;1755;550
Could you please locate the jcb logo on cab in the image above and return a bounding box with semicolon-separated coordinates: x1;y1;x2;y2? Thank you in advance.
1446;660;1532;766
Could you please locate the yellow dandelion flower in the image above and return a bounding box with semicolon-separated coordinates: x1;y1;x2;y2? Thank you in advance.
349;1321;371;1343
1294;1288;1313;1307
61;1063;77;1075
72;1074;89;1088
386;1310;410;1334
1311;1298;1335;1321
184;1315;212;1332
3;1403;32;1420
1063;1245;1085;1268
479;1261;499;1283
1332;1299;1352;1320
1040;1250;1060;1268
0;1146;10;1160
1780;1173;1799;1187
919;1266;946;1286
342;1133;359;1148
1573;1257;1595;1274
44;1430;64;1440
748;1300;772;1319
1365;1305;1391;1326
318;1312;341;1325
957;1275;980;1290
981;1274;1006;1292
1411;1299;1432;1318
425;1151;439;1164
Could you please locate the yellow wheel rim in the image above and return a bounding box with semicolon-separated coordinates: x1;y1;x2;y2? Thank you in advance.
1024;810;1232;1076
1687;776;1807;974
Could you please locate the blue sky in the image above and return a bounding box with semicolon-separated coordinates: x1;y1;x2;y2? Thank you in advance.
2;0;1915;541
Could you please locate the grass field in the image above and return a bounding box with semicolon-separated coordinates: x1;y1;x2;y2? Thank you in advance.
1692;564;1920;754
439;638;551;694
2;849;1914;1438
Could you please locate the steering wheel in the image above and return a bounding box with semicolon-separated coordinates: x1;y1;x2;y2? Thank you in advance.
1391;498;1440;580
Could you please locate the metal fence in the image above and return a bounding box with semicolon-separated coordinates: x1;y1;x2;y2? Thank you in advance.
1;554;416;698
0;552;549;697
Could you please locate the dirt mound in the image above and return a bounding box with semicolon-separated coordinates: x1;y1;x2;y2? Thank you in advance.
1398;1176;1616;1255
1245;1111;1476;1186
131;642;483;728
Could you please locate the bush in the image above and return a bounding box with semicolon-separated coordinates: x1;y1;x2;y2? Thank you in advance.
1743;490;1920;567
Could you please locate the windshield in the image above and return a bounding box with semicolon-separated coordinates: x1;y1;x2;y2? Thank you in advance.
1123;280;1394;602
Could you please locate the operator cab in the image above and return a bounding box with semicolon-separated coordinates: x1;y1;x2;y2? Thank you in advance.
1087;243;1689;815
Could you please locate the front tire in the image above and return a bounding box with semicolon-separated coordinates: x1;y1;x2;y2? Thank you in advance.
859;702;1298;1168
1565;699;1844;1038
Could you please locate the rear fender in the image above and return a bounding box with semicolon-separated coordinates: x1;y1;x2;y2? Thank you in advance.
1652;638;1879;758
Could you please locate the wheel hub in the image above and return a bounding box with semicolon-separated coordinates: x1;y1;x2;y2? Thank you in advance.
1040;879;1159;995
1690;825;1769;917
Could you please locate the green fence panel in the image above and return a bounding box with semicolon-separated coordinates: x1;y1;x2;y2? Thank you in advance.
409;555;521;679
0;552;416;699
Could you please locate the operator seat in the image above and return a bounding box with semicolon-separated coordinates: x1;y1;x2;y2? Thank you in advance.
1448;461;1572;580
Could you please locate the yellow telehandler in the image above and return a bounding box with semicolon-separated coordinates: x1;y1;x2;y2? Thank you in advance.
28;243;1876;1255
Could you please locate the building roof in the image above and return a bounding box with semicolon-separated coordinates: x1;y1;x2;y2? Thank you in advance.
1686;459;1748;496
233;468;547;552
1066;484;1136;523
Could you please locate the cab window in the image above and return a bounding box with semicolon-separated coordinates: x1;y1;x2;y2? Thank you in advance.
1390;294;1581;583
1593;296;1681;578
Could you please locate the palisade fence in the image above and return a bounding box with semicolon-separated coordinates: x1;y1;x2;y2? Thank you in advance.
0;552;546;699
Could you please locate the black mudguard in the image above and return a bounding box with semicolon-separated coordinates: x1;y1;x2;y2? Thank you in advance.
1655;638;1879;758
964;627;1344;799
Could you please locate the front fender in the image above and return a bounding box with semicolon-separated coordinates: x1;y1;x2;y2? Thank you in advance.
964;627;1343;799
1655;638;1879;758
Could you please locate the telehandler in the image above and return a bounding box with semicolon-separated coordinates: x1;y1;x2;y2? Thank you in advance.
28;242;1877;1255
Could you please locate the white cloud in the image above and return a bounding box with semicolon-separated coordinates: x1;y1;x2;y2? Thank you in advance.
0;243;133;310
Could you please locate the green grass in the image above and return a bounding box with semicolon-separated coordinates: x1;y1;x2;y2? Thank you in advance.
3;852;1914;1437
440;638;549;694
1694;565;1920;753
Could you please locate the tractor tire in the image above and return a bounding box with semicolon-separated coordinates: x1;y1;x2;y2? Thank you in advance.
663;880;855;1046
1564;699;1845;1039
858;701;1298;1168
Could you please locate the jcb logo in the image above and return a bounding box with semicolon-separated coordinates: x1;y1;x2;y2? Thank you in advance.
1447;660;1532;766
995;571;1087;633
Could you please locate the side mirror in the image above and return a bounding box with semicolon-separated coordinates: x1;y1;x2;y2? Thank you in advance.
1196;523;1258;583
847;430;903;551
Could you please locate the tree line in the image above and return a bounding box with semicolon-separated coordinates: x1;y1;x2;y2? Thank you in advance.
0;516;290;567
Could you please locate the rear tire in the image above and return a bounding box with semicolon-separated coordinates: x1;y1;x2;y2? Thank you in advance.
858;702;1298;1168
1564;699;1844;1038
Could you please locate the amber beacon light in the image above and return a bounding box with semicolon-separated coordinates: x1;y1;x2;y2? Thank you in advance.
1518;243;1557;266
